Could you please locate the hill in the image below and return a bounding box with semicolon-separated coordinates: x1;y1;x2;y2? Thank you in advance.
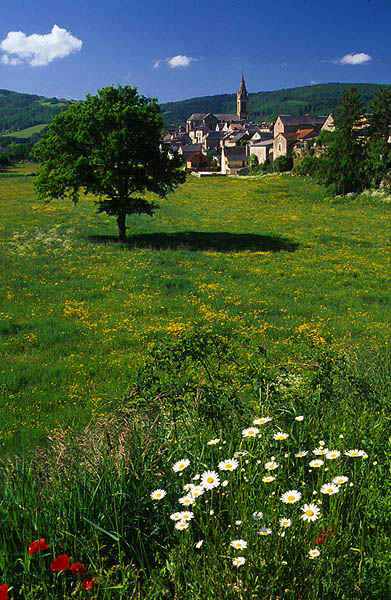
161;82;389;125
0;89;73;135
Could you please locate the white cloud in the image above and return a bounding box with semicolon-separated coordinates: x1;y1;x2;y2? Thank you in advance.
0;25;82;67
337;52;372;65
281;61;288;69
154;54;199;69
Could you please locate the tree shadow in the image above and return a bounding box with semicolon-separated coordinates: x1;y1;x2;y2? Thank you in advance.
89;231;298;253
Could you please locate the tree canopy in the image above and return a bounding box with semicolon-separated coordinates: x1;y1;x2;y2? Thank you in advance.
34;85;186;240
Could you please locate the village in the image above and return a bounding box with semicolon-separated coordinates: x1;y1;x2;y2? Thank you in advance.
160;75;341;175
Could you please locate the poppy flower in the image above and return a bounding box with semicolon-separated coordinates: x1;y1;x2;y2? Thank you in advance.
82;577;95;590
71;562;86;576
50;554;70;571
28;538;49;554
0;584;8;600
315;528;335;546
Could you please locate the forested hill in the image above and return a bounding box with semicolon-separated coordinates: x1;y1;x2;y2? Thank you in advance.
161;82;389;125
0;89;73;134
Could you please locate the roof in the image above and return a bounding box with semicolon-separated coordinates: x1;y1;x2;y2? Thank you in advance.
215;114;241;122
223;146;248;161
187;113;209;121
238;74;248;96
250;139;274;147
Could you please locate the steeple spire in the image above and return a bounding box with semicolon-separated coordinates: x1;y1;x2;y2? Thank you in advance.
237;73;248;120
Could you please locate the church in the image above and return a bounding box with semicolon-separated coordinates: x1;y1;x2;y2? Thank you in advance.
186;74;249;136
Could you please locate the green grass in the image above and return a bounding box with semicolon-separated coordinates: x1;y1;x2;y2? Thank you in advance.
1;123;48;138
0;167;390;598
0;168;389;454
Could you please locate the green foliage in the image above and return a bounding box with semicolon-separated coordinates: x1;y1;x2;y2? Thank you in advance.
247;153;259;172
317;87;368;194
293;155;322;177
273;154;293;172
33;85;186;240
133;330;262;425
0;88;70;134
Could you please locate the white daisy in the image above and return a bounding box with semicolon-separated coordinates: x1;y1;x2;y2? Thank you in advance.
150;489;166;500
262;475;276;483
325;450;341;460
195;540;204;549
178;495;194;506
313;447;328;456
178;511;194;521
175;520;189;530
264;461;279;471
308;548;321;559
230;539;247;550
242;427;259;437
295;415;304;421
320;483;340;495
173;459;190;473
183;483;194;491
253;417;272;425
170;512;182;521
207;438;220;445
332;475;349;485
258;527;272;535
218;458;239;471
345;449;365;457
295;450;308;458
252;511;263;521
232;556;245;567
273;432;289;441
201;470;220;490
279;518;292;528
309;459;324;468
190;485;205;499
221;480;229;487
301;503;321;522
280;490;302;504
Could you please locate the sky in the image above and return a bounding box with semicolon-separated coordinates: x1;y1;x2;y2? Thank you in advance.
1;0;390;103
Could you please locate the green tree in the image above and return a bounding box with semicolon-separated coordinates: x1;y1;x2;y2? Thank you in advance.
33;85;186;241
318;87;368;194
364;86;391;187
247;153;259;172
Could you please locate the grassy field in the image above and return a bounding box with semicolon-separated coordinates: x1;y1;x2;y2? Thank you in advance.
0;166;390;598
1;123;48;138
0;167;389;453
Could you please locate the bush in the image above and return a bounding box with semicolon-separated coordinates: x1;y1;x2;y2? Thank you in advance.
273;154;293;172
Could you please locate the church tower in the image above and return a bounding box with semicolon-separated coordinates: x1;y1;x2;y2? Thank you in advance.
237;74;248;120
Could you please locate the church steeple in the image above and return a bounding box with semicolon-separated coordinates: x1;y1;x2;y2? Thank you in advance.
237;73;248;120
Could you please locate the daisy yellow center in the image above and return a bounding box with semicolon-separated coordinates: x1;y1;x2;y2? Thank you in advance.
327;488;333;493
207;477;214;483
248;430;254;435
178;464;185;469
287;495;295;502
226;464;232;469
306;510;314;517
156;493;162;497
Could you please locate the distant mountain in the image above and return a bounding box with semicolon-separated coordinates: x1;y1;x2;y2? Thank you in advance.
1;83;389;136
161;83;390;126
0;89;73;135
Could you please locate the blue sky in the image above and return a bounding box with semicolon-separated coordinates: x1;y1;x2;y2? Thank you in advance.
1;0;390;103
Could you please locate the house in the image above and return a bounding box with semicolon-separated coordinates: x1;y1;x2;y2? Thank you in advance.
274;115;328;138
249;139;274;164
178;144;202;162
221;146;248;174
186;152;211;172
273;129;317;159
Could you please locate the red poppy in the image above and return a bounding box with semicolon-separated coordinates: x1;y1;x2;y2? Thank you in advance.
50;554;70;572
0;584;8;600
82;577;95;590
315;528;335;546
71;562;86;576
28;538;49;554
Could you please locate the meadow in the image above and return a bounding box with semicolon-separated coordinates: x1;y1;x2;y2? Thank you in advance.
0;165;390;598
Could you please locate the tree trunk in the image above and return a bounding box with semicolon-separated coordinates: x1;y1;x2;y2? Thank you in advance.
117;212;127;242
